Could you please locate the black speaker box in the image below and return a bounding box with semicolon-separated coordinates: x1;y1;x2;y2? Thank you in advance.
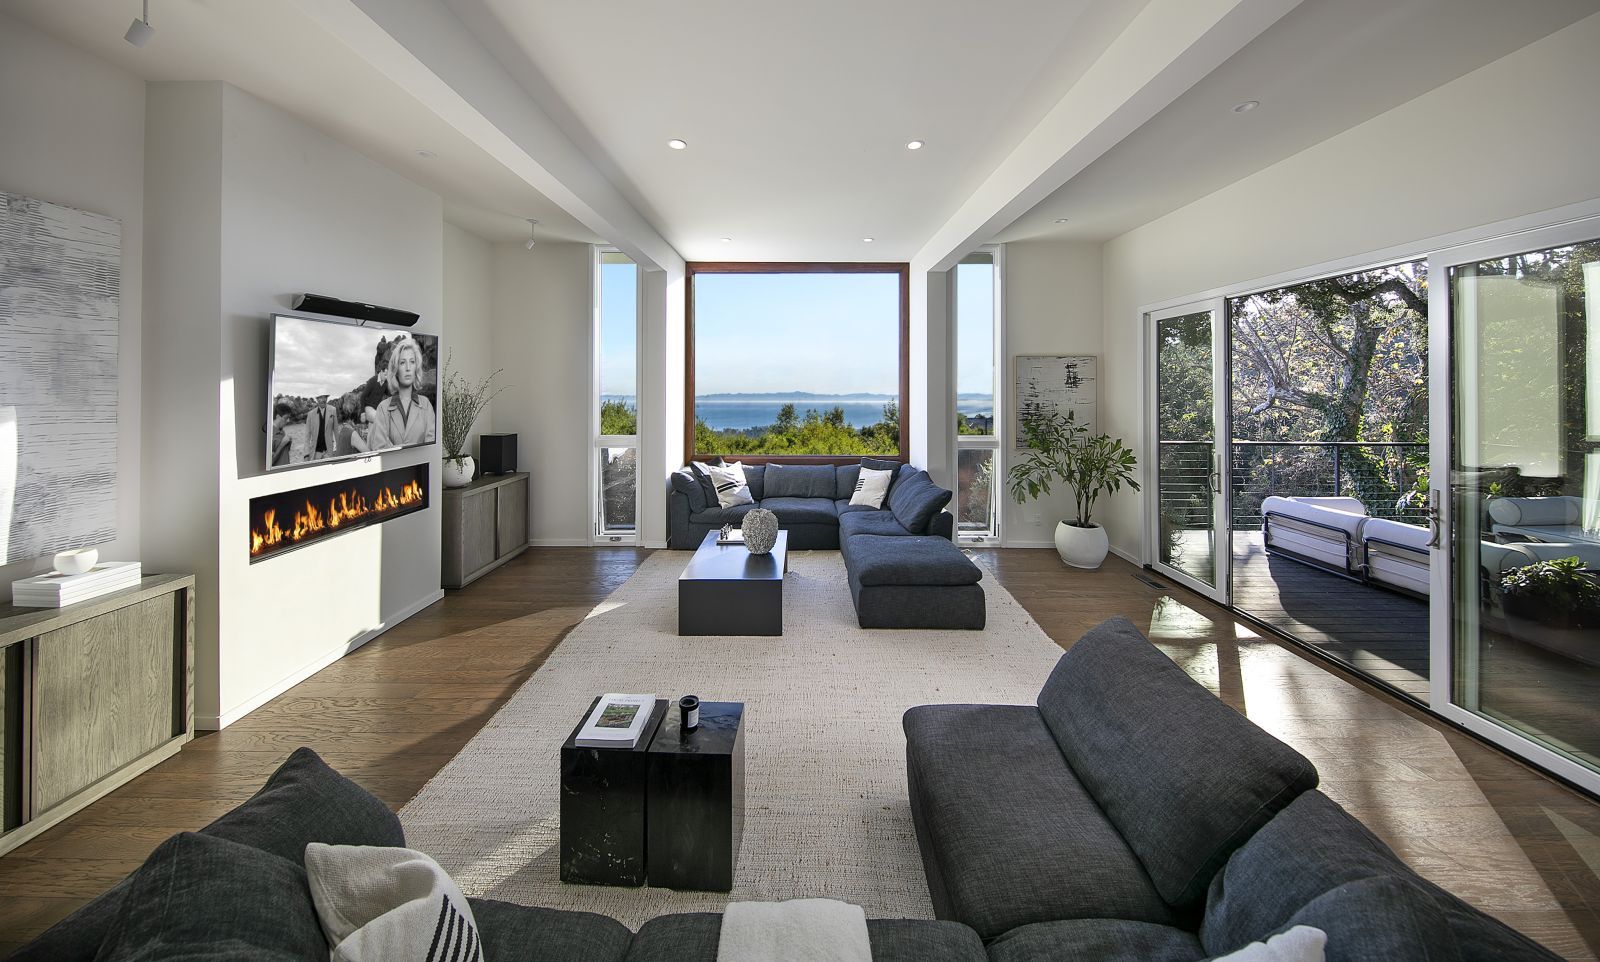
292;292;420;327
480;433;518;475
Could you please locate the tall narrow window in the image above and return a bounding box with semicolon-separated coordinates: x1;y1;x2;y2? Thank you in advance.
955;250;1000;541
595;249;638;540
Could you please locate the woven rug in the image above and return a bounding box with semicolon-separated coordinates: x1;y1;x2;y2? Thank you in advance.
399;550;1063;927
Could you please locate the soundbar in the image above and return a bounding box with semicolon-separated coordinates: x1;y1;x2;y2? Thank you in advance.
292;293;420;327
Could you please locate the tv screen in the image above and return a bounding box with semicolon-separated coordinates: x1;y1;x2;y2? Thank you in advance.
266;314;438;471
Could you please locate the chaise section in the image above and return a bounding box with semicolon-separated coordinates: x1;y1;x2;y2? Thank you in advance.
625;912;987;962
903;704;1177;940
985;919;1203;962
845;535;985;629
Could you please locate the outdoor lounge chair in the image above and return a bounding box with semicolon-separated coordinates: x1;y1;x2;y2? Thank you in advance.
1260;495;1367;578
1361;516;1431;597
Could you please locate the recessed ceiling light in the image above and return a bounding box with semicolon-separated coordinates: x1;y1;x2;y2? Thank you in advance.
415;149;437;158
1054;218;1070;224
906;140;924;150
720;237;732;243
1232;100;1259;113
862;237;875;243
667;139;688;150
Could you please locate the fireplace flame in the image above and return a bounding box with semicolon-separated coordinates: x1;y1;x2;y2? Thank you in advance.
250;479;424;556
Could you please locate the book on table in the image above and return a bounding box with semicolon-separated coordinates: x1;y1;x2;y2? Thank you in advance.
575;693;658;749
11;562;143;608
717;529;746;545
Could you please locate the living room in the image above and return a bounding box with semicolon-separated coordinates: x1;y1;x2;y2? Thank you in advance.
2;0;1600;959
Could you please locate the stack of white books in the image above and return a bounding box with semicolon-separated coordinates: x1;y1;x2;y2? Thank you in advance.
575;693;658;749
11;562;143;608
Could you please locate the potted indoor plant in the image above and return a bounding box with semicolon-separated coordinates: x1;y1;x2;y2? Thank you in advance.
1499;556;1600;665
1008;408;1140;569
440;353;506;488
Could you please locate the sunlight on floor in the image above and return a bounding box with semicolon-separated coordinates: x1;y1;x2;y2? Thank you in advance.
585;600;628;620
1147;596;1216;639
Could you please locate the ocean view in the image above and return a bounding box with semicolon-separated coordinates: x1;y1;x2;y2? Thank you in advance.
604;395;995;431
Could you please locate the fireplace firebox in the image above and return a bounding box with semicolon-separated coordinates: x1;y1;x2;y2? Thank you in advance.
249;463;428;562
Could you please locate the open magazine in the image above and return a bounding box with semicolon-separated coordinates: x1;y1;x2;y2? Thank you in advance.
575;693;657;748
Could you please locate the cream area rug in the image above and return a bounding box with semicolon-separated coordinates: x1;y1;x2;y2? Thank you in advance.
399;550;1064;928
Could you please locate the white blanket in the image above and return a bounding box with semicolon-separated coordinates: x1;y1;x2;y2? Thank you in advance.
718;898;872;962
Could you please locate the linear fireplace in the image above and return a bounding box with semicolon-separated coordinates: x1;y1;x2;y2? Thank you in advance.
249;463;429;562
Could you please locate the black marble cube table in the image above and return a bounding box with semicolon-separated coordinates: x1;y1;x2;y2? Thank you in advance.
559;696;668;886
646;701;746;891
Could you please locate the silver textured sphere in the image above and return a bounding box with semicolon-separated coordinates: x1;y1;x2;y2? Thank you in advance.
742;508;779;555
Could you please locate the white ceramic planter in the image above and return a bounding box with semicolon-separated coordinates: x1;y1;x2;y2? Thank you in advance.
443;456;475;488
1055;521;1109;569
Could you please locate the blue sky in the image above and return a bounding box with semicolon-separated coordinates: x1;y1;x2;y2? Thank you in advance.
600;263;997;399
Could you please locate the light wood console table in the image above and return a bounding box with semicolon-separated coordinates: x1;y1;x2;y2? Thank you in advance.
0;574;195;857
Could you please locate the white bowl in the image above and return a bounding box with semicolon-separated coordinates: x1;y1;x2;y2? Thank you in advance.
53;548;99;575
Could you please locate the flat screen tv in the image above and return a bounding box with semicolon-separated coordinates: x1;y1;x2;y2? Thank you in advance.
266;313;438;471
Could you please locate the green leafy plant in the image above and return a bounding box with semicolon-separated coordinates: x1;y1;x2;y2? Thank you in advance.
601;399;638;435
441;351;507;460
1007;408;1140;528
1500;556;1600;624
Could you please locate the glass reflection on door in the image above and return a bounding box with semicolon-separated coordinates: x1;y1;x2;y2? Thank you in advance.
1451;238;1600;774
1155;309;1220;590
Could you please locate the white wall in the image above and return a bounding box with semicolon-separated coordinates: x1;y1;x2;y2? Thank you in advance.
444;222;496;461
146;81;447;727
0;14;145;591
1002;240;1105;546
489;240;593;545
1100;12;1600;560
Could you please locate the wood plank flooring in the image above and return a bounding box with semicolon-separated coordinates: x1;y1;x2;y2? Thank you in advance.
0;546;1597;958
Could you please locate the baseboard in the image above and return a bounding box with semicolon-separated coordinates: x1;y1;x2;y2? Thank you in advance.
529;537;591;547
1109;545;1142;565
201;588;445;730
1000;539;1056;549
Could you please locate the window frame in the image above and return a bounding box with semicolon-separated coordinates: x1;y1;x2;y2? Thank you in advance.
592;246;641;543
953;246;1002;543
684;261;911;465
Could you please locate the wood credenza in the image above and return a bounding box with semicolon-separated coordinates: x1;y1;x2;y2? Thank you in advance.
442;472;530;588
0;574;194;857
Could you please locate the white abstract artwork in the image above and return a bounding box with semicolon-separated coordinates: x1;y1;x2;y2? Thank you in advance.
1014;355;1097;448
0;191;120;564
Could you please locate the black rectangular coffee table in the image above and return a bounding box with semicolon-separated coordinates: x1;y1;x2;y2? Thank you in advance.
678;531;787;636
646;701;745;891
558;696;668;886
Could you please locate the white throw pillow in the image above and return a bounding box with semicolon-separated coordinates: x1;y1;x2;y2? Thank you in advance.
849;467;894;508
304;843;484;962
1212;926;1327;962
707;461;754;508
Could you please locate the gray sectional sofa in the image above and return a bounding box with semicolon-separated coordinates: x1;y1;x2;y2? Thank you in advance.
904;617;1561;962
670;459;986;629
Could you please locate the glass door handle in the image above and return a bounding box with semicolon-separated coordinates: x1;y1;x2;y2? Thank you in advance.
1210;452;1223;494
1426;488;1443;548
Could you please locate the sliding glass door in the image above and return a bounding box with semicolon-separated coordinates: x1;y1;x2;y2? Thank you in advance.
1148;300;1229;602
1436;223;1600;792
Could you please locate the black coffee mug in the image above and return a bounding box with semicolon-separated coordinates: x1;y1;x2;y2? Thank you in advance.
680;695;700;732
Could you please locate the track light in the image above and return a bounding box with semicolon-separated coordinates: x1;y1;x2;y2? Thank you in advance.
125;0;153;47
524;219;540;250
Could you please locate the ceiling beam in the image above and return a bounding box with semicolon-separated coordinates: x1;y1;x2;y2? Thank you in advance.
290;0;682;272
912;0;1305;274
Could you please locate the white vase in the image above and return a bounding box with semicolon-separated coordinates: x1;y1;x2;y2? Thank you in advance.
1055;521;1109;569
443;456;475;488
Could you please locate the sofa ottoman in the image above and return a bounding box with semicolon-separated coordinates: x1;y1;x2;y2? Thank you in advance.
843;534;985;629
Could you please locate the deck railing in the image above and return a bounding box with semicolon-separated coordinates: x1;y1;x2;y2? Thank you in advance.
1158;440;1427;530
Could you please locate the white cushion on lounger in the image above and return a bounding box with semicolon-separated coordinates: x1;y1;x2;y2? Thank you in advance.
1480;540;1600;577
1260;496;1367;536
1486;495;1581;527
1359;518;1432;595
1359;517;1430;553
1285;496;1368;515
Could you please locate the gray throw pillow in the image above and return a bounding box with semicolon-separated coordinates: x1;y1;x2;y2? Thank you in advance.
94;833;328;960
688;461;722;506
887;469;952;534
671;470;710;514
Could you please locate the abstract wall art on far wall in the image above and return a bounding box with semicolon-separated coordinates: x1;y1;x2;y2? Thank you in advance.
0;190;120;564
1014;354;1097;449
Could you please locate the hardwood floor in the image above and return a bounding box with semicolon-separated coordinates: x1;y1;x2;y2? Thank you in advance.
1;545;1598;958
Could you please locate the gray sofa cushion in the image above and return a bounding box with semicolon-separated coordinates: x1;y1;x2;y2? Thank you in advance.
763;463;836;498
987;919;1202;962
10;747;404;962
1279;877;1461;962
742;463;765;501
840;510;914;538
1037;617;1317;912
689;502;759;526
93;833;327;961
687;461;721;505
904;704;1176;939
670;469;710;514
836;498;882;515
888;468;952;534
759;496;839;526
1202;790;1559;962
847;535;981;587
625;913;986;962
835;463;862;500
861;457;904;487
472;899;632;962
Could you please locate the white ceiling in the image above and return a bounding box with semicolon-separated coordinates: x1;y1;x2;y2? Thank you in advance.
997;0;1600;243
2;0;601;245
